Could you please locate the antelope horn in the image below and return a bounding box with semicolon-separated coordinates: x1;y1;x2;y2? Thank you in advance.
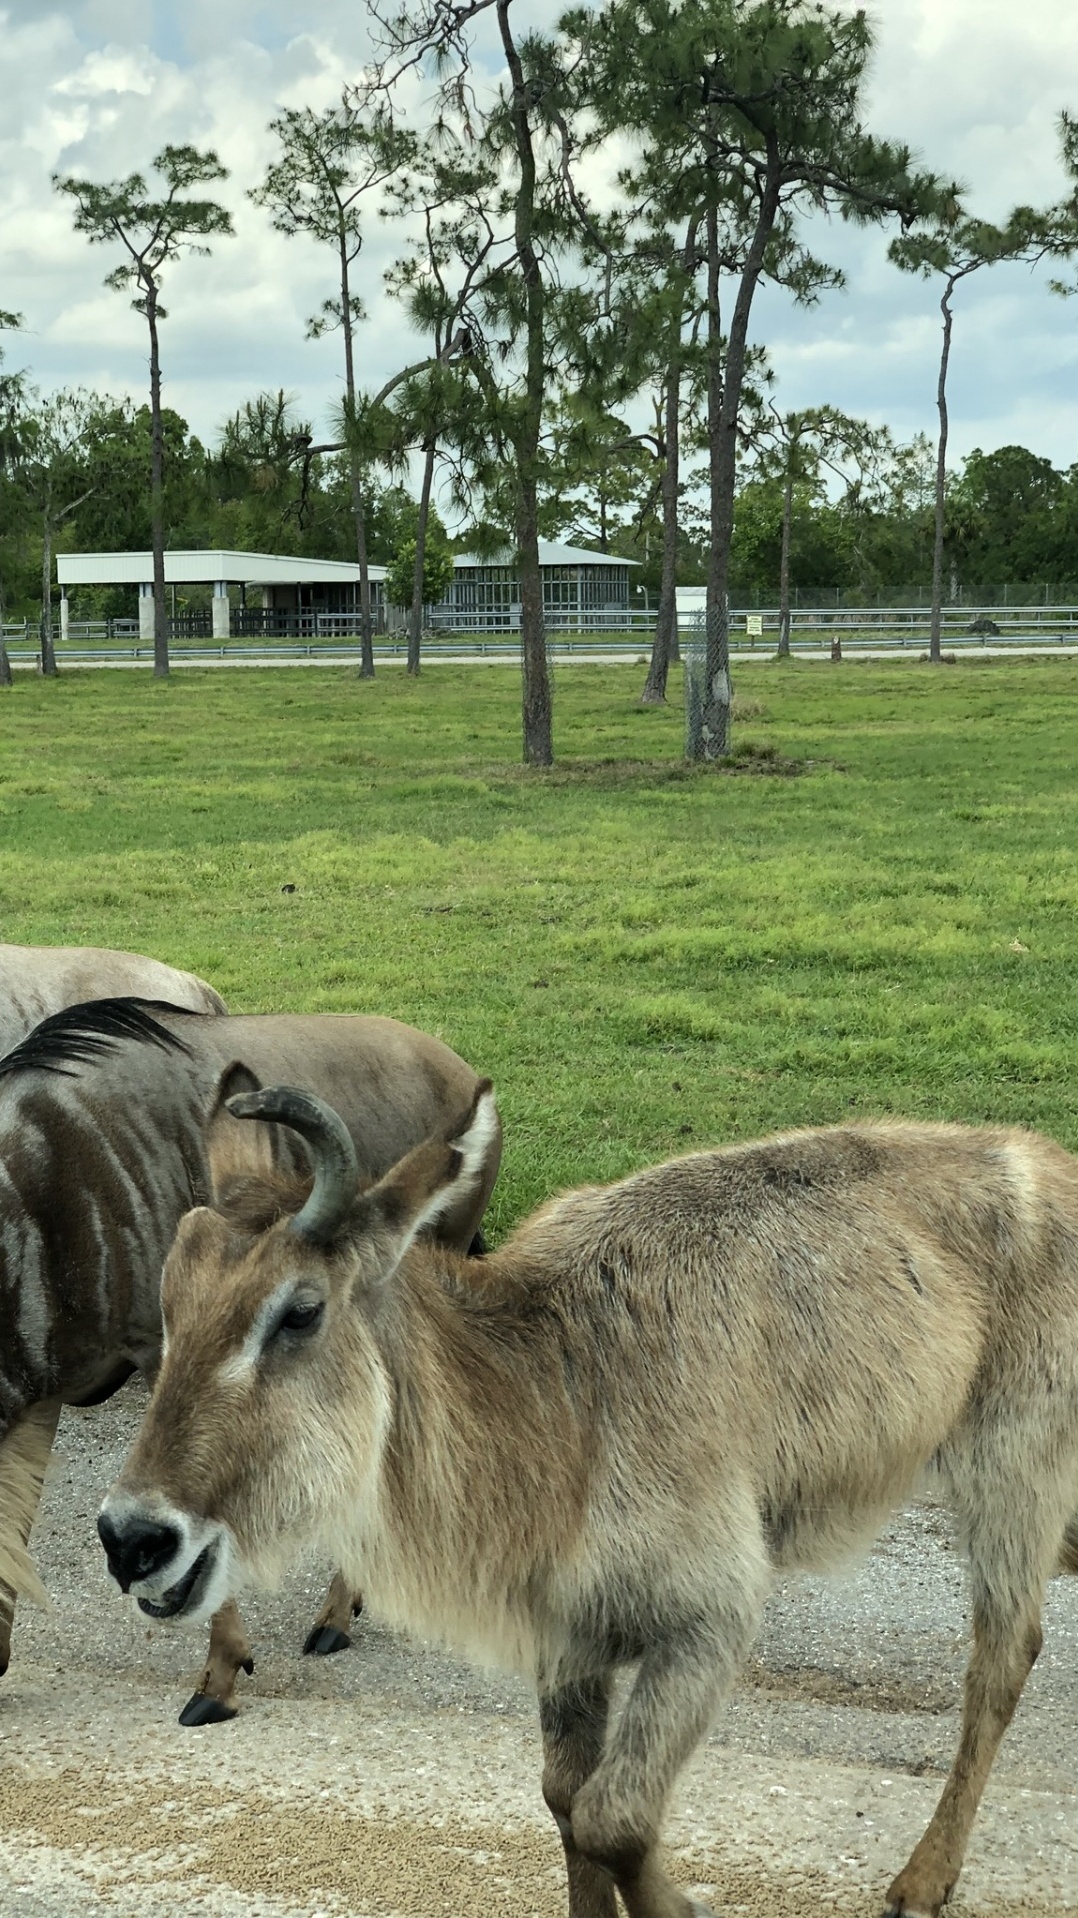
225;1085;359;1244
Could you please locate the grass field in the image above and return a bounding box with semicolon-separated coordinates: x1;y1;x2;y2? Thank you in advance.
2;656;1076;1237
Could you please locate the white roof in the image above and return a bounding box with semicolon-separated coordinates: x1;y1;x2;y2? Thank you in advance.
452;541;640;570
56;549;387;587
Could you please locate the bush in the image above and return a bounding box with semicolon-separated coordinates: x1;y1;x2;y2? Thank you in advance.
385;536;454;610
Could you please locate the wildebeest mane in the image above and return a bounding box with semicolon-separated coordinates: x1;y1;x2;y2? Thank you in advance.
0;997;195;1079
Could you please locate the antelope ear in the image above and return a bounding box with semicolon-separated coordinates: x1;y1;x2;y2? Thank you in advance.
204;1061;290;1203
353;1081;498;1288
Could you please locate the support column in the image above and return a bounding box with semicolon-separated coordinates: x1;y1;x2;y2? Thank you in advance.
138;582;154;644
212;581;230;642
59;587;70;648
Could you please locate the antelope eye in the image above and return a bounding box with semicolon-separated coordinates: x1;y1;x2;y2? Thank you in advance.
276;1298;324;1336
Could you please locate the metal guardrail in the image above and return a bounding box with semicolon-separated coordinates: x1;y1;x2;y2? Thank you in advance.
6;602;1078;646
2;611;651;646
3;638;650;663
5;604;1078;665
743;607;1078;641
680;604;1078;652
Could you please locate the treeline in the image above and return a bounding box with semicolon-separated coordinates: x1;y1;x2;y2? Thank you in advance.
0;387;442;625
3;383;1075;629
2;0;1077;757
727;440;1078;602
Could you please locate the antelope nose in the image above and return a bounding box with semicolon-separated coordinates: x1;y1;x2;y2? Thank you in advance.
98;1511;180;1593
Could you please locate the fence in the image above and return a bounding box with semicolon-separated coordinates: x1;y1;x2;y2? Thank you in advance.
424;606;656;634
2;617;140;645
1;611;390;646
4;602;1078;664
726;582;1078;611
718;603;1078;648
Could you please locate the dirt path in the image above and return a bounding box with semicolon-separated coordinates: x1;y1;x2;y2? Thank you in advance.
1;1387;1076;1917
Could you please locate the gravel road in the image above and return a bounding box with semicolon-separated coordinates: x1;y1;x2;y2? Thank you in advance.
1;1381;1076;1917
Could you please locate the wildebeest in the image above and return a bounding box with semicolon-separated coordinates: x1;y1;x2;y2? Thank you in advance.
102;1084;1078;1918
0;944;228;1708
0;1002;500;1725
0;943;226;1051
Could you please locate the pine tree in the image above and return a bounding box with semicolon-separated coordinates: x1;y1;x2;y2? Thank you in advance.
54;147;233;677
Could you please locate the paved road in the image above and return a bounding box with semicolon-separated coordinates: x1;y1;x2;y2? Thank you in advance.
1;1383;1076;1916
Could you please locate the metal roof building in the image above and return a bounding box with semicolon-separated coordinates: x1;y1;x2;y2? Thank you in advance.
429;541;641;633
56;541;638;640
56;550;388;643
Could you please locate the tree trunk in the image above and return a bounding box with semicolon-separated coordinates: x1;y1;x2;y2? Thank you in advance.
341;237;374;679
39;505;57;677
929;276;955;666
352;458;375;678
698;203;731;757
498;0;552;767
409;440;436;677
690;156;780;760
0;577;11;686
146;285;169;678
777;470;793;657
516;479;551;767
641;263;689;706
642;371;681;703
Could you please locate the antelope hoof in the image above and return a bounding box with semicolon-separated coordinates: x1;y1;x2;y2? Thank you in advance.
303;1624;351;1657
179;1690;239;1727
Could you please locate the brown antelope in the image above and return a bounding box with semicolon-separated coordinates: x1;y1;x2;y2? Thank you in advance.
0;1001;500;1726
101;1084;1078;1918
0;943;227;1050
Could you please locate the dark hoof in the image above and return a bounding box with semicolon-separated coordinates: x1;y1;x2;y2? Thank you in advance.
179;1691;238;1727
302;1625;351;1657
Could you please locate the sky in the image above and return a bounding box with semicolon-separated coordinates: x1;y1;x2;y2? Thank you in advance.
1;0;1077;483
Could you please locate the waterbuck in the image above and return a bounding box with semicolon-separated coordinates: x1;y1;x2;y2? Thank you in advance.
102;1085;1078;1918
0;943;226;1050
0;1002;500;1725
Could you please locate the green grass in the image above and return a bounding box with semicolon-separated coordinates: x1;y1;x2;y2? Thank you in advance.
2;656;1077;1239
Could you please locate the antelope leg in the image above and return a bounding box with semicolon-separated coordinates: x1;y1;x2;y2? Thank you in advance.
884;1436;1070;1917
540;1674;618;1918
303;1569;363;1656
569;1614;757;1918
179;1597;254;1726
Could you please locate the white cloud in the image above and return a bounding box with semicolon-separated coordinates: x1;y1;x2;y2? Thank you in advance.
52;46;156;96
1;0;1077;476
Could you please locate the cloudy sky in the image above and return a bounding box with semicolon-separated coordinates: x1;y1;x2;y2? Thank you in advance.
1;0;1076;481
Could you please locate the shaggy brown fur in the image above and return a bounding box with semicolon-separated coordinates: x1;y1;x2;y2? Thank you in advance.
0;1001;500;1726
105;1099;1078;1918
